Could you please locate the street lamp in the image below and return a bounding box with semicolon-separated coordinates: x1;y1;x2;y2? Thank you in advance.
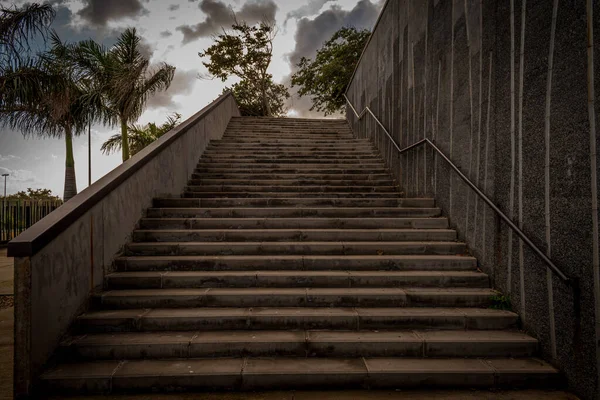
1;174;7;199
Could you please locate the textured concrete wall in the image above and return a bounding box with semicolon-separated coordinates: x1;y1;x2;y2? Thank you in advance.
11;93;239;397
346;1;600;398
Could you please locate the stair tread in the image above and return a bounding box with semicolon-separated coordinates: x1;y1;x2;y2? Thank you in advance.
99;287;496;296
65;329;537;347
116;254;476;260
41;357;558;381
107;270;486;278
79;307;516;320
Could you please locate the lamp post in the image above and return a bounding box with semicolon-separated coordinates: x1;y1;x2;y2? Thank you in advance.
2;173;7;198
1;173;8;242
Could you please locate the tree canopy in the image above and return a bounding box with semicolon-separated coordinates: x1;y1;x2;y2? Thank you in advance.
199;20;288;117
225;78;289;117
6;188;61;201
291;27;370;116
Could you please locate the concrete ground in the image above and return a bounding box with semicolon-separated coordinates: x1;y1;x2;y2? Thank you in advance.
0;250;579;400
0;248;13;296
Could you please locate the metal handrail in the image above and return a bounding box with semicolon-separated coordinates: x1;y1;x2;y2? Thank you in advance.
343;94;570;283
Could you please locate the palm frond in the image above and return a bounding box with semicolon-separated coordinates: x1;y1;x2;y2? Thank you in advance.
0;3;55;58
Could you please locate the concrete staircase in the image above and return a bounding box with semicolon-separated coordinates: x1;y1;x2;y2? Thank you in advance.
40;117;559;394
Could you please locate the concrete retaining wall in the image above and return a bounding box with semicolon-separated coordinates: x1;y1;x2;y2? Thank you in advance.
346;1;600;398
8;92;240;398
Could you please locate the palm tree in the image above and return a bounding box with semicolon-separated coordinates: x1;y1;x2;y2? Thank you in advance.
71;28;175;162
1;2;55;61
101;113;181;156
0;33;104;201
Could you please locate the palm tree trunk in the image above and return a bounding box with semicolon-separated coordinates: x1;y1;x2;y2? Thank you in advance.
63;126;78;202
120;116;130;162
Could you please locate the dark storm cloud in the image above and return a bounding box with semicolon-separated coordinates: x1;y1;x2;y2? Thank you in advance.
176;0;277;44
168;4;180;11
77;0;148;27
147;70;198;109
284;0;337;26
285;0;381;116
52;4;121;47
160;30;173;38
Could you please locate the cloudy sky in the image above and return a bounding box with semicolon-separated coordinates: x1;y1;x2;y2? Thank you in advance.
0;0;382;198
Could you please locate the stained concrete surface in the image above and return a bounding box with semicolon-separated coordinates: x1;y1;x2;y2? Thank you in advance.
0;248;13;296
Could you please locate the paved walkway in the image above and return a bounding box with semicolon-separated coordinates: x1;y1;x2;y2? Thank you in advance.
0;248;13;296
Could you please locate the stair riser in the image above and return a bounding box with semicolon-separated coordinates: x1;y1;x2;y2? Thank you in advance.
203;151;378;156
192;174;391;180
138;218;449;230
196;163;386;168
201;156;381;162
75;312;518;334
115;258;477;272
195;168;388;174
132;231;456;243
124;243;467;256
106;274;489;290
188;180;396;186
145;208;442;218
182;192;403;199
153;199;434;208
208;144;375;149
60;339;536;361
184;186;399;193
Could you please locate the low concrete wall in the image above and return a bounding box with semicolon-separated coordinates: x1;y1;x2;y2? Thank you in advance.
8;92;240;398
346;1;600;399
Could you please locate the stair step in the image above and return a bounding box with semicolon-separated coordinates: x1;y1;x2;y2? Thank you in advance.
189;179;396;186
203;150;378;155
195;168;389;174
93;288;495;309
153;198;435;208
184;185;399;192
106;271;489;289
198;154;382;162
114;254;477;272
40;357;559;394
132;229;455;243
124;241;467;256
196;162;386;168
182;192;406;199
75;307;518;333
145;207;442;218
138;218;449;230
60;330;537;360
192;173;392;180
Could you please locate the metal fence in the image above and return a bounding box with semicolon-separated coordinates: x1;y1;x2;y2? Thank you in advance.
0;199;63;242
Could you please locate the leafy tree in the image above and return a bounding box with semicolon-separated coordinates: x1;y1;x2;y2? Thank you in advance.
101;113;181;156
71;28;175;162
291;27;370;116
7;188;61;201
200;20;288;117
225;78;289;116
